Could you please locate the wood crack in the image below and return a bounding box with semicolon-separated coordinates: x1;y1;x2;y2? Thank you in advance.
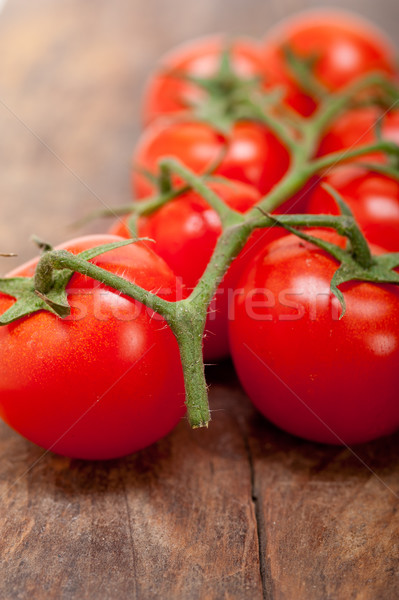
243;432;274;600
122;481;138;600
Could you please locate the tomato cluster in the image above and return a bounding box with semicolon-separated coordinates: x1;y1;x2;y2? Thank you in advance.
1;10;399;458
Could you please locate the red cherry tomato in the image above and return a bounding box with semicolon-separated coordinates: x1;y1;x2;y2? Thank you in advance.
142;35;264;125
132;119;290;199
317;107;399;163
0;235;185;460
262;10;397;116
230;230;399;445
308;166;399;252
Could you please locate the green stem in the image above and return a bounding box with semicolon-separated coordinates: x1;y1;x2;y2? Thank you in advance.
283;45;328;101
35;250;171;320
312;72;397;134
248;164;311;215
159;162;173;194
241;97;300;153
310;141;399;174
168;303;210;428
134;185;190;216
73;185;191;230
159;157;244;227
344;220;374;268
251;212;347;230
188;222;253;308
356;162;399;182
71;204;137;229
252;212;374;268
34;252;56;294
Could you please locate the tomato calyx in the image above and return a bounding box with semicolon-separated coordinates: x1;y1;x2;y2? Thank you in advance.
154;44;296;139
168;45;267;134
261;185;399;317
283;228;399;317
282;45;399;115
0;239;140;324
281;45;327;102
30;235;55;254
77;168;240;239
358;77;399;112
72;186;187;233
356;162;399;182
330;253;399;316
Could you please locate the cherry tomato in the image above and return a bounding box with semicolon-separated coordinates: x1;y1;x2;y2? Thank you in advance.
262;10;397;116
0;235;185;460
317;107;399;162
308;166;399;252
229;230;399;445
132;119;290;199
142;35;264;125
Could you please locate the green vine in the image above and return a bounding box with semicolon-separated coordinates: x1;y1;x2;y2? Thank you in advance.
1;69;399;429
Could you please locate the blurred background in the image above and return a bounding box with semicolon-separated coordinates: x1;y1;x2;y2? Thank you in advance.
0;0;398;273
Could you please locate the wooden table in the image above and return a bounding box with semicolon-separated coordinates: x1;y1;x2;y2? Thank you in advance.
0;1;398;598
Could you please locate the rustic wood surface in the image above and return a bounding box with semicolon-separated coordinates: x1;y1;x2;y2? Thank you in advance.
0;0;399;598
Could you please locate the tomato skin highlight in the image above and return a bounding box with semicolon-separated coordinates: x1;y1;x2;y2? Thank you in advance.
262;10;397;116
229;231;399;445
132;119;290;199
0;235;185;460
142;35;264;125
308;167;399;252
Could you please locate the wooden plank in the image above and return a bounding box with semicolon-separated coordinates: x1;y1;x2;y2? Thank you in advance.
248;418;399;599
0;378;263;599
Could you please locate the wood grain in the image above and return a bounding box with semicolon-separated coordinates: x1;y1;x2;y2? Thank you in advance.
0;0;398;598
0;377;263;599
248;416;399;599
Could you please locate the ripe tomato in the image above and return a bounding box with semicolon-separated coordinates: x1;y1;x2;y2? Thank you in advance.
317;107;399;162
308;166;399;252
229;230;399;445
132;119;290;199
142;35;264;125
262;10;397;116
0;235;185;460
